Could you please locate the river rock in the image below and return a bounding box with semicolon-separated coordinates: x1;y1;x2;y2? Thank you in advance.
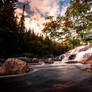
0;58;30;75
0;67;5;74
32;58;39;63
44;58;54;64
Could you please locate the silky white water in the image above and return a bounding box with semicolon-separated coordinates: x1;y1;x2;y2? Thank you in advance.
57;45;92;63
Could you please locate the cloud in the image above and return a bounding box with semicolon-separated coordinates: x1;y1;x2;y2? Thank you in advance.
60;4;69;16
16;0;69;33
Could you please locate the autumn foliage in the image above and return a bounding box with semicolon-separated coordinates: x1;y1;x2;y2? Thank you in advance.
42;0;92;45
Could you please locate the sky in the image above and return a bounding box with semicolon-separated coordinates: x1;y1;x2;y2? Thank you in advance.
16;0;70;34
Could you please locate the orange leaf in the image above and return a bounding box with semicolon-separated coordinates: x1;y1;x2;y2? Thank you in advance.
77;32;80;34
65;38;68;42
67;24;71;27
76;4;81;8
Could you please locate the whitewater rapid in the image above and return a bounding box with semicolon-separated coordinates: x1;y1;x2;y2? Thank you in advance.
55;45;92;63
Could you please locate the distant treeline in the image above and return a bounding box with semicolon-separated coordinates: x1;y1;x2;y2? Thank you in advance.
0;0;70;59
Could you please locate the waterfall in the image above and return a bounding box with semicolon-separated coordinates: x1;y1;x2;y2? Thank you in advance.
57;45;92;63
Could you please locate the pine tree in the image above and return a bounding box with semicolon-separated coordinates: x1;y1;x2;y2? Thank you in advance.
0;0;18;31
19;4;25;33
0;0;18;57
17;4;27;53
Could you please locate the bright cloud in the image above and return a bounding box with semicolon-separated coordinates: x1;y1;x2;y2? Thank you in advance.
16;0;69;33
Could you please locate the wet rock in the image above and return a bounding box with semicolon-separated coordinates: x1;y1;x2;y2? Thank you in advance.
82;68;92;72
0;67;5;75
59;55;64;61
54;56;60;61
86;68;92;72
32;58;39;63
81;60;87;64
44;58;54;64
54;55;64;61
0;58;30;75
69;54;76;60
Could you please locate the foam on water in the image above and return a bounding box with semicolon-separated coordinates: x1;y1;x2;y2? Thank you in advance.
58;45;92;63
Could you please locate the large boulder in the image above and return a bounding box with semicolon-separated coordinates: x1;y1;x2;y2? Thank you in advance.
0;58;30;75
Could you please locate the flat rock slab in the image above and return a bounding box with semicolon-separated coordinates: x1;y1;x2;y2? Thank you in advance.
0;64;92;92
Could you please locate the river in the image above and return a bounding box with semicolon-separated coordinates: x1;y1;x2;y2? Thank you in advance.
0;64;92;92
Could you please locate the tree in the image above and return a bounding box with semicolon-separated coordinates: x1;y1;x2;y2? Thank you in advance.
68;0;92;41
17;4;26;53
42;0;92;44
42;16;62;40
0;0;18;57
19;4;25;33
0;0;18;31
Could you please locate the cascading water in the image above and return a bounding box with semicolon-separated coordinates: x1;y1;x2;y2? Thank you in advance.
56;45;92;63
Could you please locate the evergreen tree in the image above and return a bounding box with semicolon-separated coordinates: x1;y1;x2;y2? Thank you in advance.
19;4;25;33
0;0;18;57
0;0;18;31
17;4;26;53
